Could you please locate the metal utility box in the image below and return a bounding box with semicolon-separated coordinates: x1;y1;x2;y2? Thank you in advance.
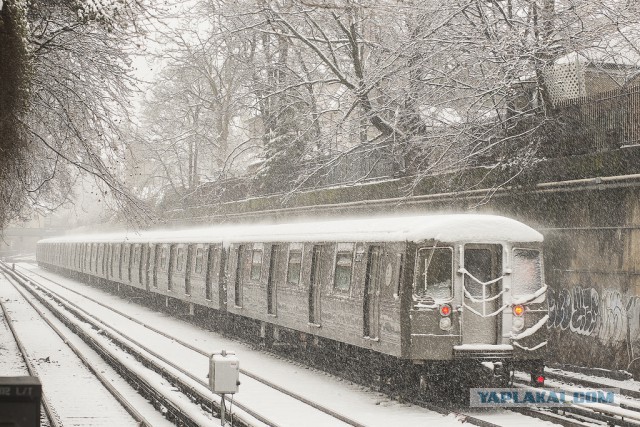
209;352;239;394
0;376;42;427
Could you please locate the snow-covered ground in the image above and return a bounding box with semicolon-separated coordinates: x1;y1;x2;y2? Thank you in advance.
4;262;562;426
0;274;158;426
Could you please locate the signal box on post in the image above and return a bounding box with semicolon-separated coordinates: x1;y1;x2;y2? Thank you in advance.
209;351;240;394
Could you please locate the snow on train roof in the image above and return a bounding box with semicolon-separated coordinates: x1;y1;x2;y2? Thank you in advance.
40;214;543;245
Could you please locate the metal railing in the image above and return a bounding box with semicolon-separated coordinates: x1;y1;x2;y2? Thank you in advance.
553;84;640;153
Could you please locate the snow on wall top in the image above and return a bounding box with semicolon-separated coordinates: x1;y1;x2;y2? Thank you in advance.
39;214;543;245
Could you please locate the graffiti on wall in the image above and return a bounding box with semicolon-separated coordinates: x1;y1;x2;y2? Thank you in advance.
548;286;640;366
599;290;628;344
547;287;599;335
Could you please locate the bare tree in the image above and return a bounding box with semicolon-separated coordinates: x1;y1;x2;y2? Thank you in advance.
238;1;640;191
0;0;152;230
130;0;250;203
0;1;31;229
133;0;640;207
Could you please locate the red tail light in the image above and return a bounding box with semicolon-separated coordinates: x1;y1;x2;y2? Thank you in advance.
440;304;451;316
513;304;525;316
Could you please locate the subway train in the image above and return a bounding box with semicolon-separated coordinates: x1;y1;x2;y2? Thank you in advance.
36;214;548;386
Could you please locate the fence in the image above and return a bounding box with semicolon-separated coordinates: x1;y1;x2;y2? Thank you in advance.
297;143;401;190
553;84;640;153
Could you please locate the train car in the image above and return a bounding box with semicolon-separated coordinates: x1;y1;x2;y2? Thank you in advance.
36;214;548;385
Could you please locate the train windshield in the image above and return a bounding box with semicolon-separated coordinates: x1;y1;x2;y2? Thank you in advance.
512;248;543;295
415;247;453;300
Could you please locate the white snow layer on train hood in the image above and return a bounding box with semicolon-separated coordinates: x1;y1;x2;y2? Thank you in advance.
40;214;543;244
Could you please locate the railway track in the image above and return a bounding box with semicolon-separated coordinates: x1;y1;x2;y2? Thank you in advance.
0;268;149;426
9;267;366;426
544;368;640;399
0;290;61;427
17;261;636;426
6;262;485;427
5;261;535;427
512;372;640;426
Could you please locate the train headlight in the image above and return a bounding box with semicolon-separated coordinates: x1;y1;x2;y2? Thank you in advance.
513;304;525;317
439;304;451;316
512;316;525;331
440;316;452;330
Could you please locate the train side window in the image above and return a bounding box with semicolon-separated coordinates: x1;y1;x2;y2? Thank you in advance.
176;247;185;272
512;248;543;295
415;247;453;299
160;247;168;271
287;250;302;285
195;248;204;274
334;251;353;292
250;250;262;281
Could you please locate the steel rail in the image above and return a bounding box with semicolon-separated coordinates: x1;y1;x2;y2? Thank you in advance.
7;263;322;427
17;262;511;427
12;264;369;427
1;268;153;426
542;369;640;399
512;378;640;427
2;264;222;427
0;278;62;427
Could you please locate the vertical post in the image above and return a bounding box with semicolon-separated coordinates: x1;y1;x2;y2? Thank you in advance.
220;394;226;426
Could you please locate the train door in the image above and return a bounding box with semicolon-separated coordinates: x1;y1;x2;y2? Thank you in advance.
147;244;155;289
99;244;104;277
142;245;150;291
461;244;503;344
267;245;281;315
90;243;95;273
308;245;322;325
218;246;229;309
123;244;132;282
116;244;123;281
132;244;141;287
363;246;382;339
113;244;120;281
152;244;160;288
168;244;176;292
185;245;194;295
205;245;215;301
158;245;170;291
107;244;112;279
234;245;245;307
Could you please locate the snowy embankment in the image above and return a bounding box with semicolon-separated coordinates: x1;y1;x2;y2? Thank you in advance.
14;262;565;427
0;274;155;426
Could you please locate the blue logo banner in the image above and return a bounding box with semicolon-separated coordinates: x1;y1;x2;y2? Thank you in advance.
469;388;619;407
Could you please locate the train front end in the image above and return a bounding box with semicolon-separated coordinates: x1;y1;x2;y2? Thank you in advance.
407;217;547;385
